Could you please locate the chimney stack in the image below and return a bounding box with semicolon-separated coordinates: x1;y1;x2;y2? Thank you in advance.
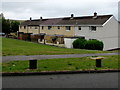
71;14;74;19
30;17;32;21
40;17;43;21
93;12;97;19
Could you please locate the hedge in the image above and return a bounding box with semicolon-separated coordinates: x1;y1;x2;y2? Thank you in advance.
84;39;104;50
73;38;86;49
73;38;104;50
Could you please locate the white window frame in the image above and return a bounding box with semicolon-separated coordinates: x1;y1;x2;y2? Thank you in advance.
58;26;60;29
35;26;38;29
78;26;81;30
89;26;96;31
48;26;52;30
42;26;44;30
66;26;71;31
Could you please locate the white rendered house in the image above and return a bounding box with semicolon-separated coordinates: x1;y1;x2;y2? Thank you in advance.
64;13;119;50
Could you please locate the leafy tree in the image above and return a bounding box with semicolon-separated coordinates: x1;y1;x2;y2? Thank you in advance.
10;21;20;32
2;16;11;34
1;13;20;34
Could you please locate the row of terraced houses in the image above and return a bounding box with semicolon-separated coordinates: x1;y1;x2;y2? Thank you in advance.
19;12;120;50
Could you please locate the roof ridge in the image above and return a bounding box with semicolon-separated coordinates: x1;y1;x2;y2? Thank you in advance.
30;14;113;21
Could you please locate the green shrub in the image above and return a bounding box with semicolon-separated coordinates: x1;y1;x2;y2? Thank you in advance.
73;38;86;49
85;39;104;50
73;38;104;50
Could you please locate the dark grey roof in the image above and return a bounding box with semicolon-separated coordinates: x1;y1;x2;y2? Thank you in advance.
20;15;113;26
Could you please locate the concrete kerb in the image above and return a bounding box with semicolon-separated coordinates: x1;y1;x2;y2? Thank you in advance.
2;69;120;76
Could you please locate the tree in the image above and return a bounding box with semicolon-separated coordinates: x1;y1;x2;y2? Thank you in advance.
1;13;20;34
2;16;11;34
10;21;20;32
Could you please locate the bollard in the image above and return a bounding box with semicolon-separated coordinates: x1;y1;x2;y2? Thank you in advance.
91;57;104;68
96;59;101;67
29;59;37;69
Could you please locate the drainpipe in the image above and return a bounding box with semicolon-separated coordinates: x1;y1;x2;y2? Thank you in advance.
27;26;28;33
38;25;40;34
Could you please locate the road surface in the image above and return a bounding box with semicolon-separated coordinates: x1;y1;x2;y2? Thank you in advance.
2;72;118;88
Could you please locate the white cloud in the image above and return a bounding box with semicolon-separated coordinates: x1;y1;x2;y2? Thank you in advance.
1;0;119;20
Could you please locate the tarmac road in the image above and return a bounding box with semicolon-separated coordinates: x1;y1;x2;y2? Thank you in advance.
2;72;118;88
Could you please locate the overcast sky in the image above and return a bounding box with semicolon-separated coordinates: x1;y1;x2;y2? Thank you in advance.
1;0;120;20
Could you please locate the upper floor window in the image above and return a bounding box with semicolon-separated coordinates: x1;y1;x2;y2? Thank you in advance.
66;26;71;31
48;26;52;30
58;26;60;29
24;26;26;29
35;26;38;29
42;26;44;30
90;26;96;31
78;26;81;30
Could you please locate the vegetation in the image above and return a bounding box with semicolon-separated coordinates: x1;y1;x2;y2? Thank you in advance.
2;55;119;73
73;38;104;50
2;38;109;56
73;38;86;49
85;39;103;50
1;13;20;34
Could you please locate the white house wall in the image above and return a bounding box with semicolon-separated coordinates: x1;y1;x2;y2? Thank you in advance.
74;16;119;50
100;16;118;50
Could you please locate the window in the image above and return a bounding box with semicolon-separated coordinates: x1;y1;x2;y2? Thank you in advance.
48;26;52;30
42;26;44;30
29;26;32;29
89;39;96;40
66;26;71;30
35;26;38;29
79;36;85;39
24;26;26;29
58;26;60;29
78;26;81;30
90;26;96;31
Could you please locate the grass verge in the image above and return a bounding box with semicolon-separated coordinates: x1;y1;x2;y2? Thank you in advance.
1;55;119;73
2;38;111;56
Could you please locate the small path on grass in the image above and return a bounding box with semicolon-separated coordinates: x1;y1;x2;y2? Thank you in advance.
2;53;119;62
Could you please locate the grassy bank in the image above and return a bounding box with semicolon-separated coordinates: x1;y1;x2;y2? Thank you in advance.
2;38;109;56
2;55;119;73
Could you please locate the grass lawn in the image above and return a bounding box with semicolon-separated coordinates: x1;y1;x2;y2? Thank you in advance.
0;37;2;56
1;55;119;73
2;38;110;56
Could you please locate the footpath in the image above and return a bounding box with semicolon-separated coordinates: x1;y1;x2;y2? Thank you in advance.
2;53;119;62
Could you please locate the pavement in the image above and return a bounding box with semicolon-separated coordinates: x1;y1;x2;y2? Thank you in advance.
2;53;119;62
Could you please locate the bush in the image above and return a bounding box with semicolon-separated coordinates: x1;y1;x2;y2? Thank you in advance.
73;38;86;49
85;40;103;50
73;38;104;50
